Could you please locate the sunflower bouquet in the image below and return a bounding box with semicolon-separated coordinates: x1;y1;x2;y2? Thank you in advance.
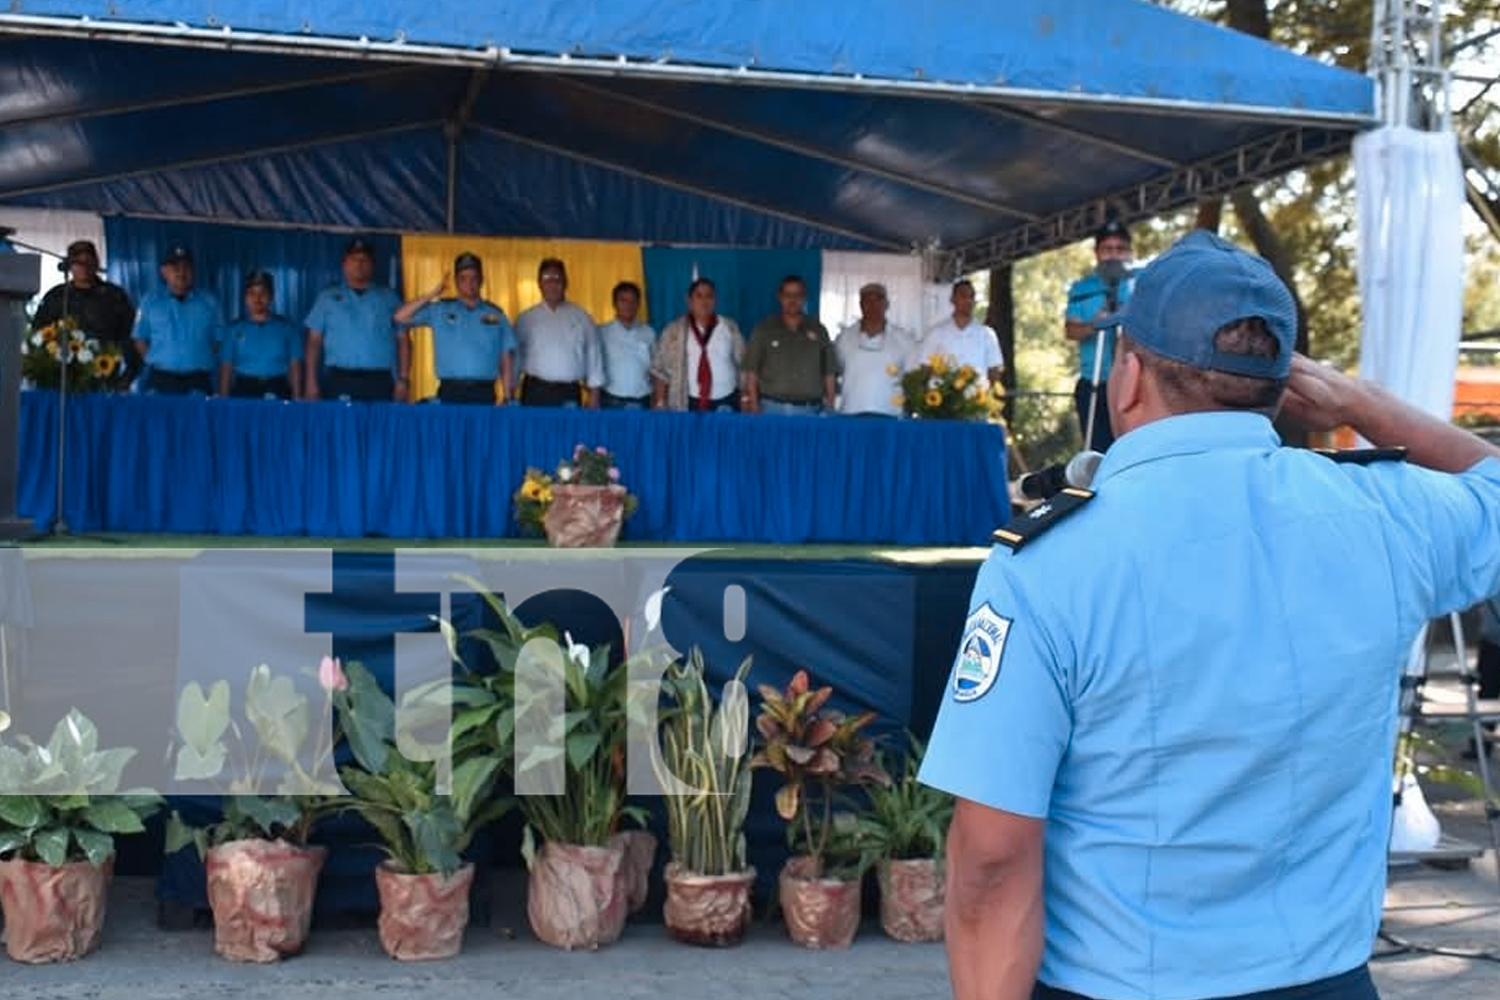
20;316;127;392
897;353;1005;421
513;468;556;536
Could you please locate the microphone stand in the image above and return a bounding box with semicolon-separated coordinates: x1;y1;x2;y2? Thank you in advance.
1082;284;1118;454
52;278;71;536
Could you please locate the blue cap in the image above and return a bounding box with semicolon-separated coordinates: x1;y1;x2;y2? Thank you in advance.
161;244;193;266
1100;229;1296;380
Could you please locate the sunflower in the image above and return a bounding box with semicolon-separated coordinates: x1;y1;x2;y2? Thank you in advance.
891;392;905;408
94;353;119;377
885;362;900;377
929;355;949;377
924;389;943;408
39;324;57;342
959;365;977;381
538;487;554;505
45;341;59;357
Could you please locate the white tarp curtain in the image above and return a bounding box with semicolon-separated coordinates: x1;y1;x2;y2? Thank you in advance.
818;251;928;336
1354;126;1466;419
0;208;107;307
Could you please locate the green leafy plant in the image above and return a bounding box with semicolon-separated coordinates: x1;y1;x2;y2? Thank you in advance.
854;733;954;862
752;670;890;880
166;660;347;855
0;709;162;865
332;660;510;877
658;649;754;877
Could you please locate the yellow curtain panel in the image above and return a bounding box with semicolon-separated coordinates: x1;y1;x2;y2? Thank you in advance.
399;234;647;401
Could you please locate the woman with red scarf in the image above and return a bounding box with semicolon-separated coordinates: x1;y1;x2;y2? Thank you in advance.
650;277;746;412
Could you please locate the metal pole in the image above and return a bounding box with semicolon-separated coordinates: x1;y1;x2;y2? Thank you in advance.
0;253;39;539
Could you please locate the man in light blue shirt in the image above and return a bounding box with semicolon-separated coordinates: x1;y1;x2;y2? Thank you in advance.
303;238;407;404
218;270;302;400
1063;220;1136;452
597;280;656;409
921;230;1500;1000
393;251;516;406
132;245;223;396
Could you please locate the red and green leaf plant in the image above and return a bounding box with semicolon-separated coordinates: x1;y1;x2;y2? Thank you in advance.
751;670;890;880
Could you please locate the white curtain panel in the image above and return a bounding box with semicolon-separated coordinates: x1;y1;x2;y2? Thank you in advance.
0;208;108;305
1353;126;1466;419
819;251;926;335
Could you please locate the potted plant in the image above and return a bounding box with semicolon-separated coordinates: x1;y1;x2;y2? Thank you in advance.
657;649;757;946
514;443;638;548
333;660;510;961
515;632;643;950
0;709;162;963
856;733;954;942
752;670;889;949
165;659;348;962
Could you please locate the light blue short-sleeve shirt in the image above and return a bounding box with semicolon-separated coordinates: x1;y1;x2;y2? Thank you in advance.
919;411;1500;1000
409;298;516;380
1065;271;1135;380
132;287;223;373
221;316;303;378
303;283;402;371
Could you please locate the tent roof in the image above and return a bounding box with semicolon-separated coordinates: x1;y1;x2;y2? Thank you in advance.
0;1;1377;266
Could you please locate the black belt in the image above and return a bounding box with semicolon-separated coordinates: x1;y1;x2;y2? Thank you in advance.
688;392;740;413
230;374;292;399
520;376;582;407
761;394;821;405
437;378;498;405
149;368;212;395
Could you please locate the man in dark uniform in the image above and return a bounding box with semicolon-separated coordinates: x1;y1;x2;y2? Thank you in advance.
31;240;138;387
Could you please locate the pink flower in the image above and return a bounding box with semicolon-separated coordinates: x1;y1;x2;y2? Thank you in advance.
319;655;348;692
574;443;585;457
608;467;620;482
595;445;608;456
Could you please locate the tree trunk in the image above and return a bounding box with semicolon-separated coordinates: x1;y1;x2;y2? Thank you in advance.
1229;189;1309;355
988;265;1017;427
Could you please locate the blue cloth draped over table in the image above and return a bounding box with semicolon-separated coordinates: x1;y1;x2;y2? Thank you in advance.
642;247;822;336
102;217;403;332
18;392;1009;544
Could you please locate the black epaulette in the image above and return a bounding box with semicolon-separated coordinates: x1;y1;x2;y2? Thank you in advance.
1312;447;1407;465
993;487;1094;552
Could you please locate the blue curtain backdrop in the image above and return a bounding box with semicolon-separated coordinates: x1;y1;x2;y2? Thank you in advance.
102;217;402;328
642;247;822;337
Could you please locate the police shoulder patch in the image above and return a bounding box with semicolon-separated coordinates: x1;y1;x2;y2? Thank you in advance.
1312;446;1407;465
992;487;1093;552
952;603;1012;703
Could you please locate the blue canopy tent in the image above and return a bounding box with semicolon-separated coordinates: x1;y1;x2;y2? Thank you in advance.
0;1;1376;267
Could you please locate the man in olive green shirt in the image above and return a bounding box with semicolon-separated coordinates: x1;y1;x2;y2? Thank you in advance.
743;275;837;415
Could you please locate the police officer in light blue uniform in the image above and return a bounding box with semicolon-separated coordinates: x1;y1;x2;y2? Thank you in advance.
1063;220;1136;452
393;251;516;405
302;238;407;403
920;230;1500;1000
217;270;303;400
132;245;223;396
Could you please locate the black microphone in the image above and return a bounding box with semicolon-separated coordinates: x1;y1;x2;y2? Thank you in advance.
1019;450;1104;500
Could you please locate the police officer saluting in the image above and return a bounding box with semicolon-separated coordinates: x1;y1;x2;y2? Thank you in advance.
393;252;516;405
303;238;407;403
132;245;223;396
218;270;303;400
920;230;1500;1000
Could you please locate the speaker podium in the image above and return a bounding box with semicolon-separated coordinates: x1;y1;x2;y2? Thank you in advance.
0;253;39;540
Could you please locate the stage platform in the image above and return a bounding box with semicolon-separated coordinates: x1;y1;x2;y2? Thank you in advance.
18;390;1011;545
0;537;988;918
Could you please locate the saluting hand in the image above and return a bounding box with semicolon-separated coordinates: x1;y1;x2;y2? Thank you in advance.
1280;354;1363;433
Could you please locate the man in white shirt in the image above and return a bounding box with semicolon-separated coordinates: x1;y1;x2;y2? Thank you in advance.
917;279;1005;386
597;280;656;409
514;257;604;408
834;282;912;417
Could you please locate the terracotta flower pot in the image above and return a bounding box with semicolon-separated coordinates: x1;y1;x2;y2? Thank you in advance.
527;842;627;950
778;856;861;949
663;863;756;947
608;829;657;916
0;856;112;963
373;862;474;961
543;484;628;549
878;858;944;943
205;840;325;962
